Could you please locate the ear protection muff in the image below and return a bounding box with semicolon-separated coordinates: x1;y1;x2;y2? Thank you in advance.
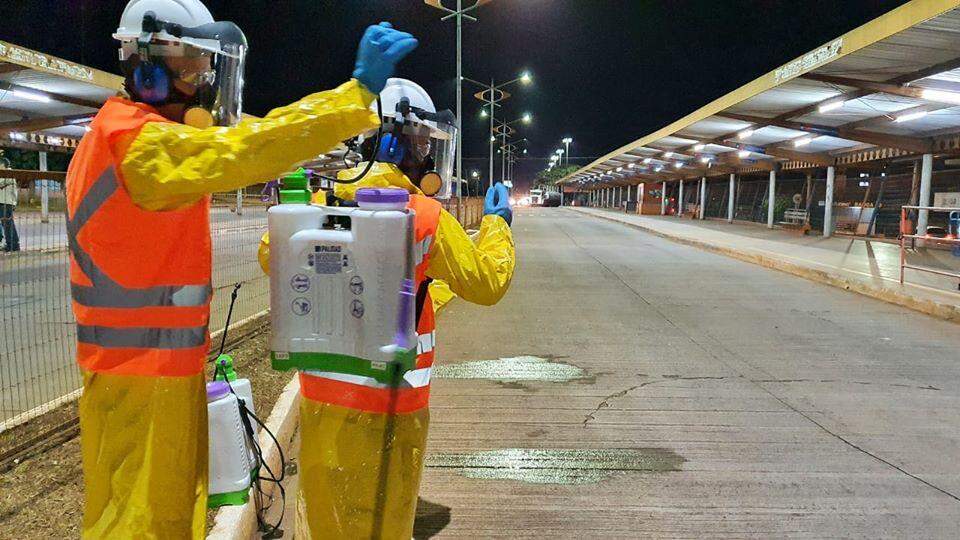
131;55;172;105
376;133;405;164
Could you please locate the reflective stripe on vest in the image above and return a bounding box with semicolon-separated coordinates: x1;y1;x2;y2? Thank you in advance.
416;331;436;355
77;325;207;349
67;168;211;310
414;234;433;267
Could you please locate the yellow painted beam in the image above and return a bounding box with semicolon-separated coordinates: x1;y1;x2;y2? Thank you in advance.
0;40;124;92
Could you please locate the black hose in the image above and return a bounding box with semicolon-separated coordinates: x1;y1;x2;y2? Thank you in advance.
315;98;384;185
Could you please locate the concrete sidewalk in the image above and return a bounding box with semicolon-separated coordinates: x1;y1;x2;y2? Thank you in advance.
573;207;960;323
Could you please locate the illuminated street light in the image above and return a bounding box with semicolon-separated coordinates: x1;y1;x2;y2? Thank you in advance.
894;109;929;123
561;137;573;166
818;99;847;113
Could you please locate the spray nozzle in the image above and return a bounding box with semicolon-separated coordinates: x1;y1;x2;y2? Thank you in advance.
214;354;237;382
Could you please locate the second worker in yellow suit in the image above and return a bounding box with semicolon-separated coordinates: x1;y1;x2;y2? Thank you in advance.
259;79;515;538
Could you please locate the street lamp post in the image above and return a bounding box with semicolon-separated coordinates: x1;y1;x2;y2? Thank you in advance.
464;72;531;188
425;0;491;219
491;113;531;186
562;137;573;166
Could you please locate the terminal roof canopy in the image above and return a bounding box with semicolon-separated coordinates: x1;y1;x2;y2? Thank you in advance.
563;1;960;188
0;40;123;155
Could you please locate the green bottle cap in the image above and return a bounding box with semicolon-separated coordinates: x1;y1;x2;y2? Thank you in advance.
278;168;312;204
215;354;237;382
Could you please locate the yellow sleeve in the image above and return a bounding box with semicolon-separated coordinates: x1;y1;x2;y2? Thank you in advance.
426;211;515;306
121;79;379;211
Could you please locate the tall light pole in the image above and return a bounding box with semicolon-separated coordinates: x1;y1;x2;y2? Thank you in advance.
501;138;528;188
465;72;532;188
493;113;531;184
424;0;491;217
562;137;573;165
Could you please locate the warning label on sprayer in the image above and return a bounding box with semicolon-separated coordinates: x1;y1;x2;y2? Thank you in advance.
309;245;343;274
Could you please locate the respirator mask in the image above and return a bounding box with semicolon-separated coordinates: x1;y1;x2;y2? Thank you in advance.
119;12;247;128
374;97;457;199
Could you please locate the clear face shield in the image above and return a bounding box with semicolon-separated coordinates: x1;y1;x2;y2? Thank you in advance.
378;108;458;199
424;120;457;200
119;14;247;128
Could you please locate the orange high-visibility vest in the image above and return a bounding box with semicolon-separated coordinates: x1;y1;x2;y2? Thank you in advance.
299;194;441;413
66;97;212;377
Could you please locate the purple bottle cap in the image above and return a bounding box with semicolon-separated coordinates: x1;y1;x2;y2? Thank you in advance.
206;381;231;402
356;187;409;205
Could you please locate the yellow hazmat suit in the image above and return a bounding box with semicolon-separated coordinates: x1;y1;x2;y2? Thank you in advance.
76;79;379;539
259;161;514;539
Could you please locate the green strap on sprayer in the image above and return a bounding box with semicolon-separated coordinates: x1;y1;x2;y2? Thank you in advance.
271;348;417;385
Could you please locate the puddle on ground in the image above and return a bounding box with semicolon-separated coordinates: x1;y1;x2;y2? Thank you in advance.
425;448;684;485
432;355;586;383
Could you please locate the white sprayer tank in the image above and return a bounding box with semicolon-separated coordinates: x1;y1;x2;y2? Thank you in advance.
268;188;416;372
207;381;252;505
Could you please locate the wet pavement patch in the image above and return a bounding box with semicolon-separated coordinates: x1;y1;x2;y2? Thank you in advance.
432;356;587;383
425;448;684;485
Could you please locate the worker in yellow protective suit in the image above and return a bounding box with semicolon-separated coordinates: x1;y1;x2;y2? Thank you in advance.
70;0;418;536
258;79;515;539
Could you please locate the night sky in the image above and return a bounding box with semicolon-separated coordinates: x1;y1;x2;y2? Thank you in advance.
0;0;911;192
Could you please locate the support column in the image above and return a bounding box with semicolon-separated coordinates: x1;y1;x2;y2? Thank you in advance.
678;181;684;217
661;182;667;215
236;189;243;216
767;169;776;229
699;177;706;220
824;166;835;237
728;174;735;223
917;153;934;234
39;151;49;223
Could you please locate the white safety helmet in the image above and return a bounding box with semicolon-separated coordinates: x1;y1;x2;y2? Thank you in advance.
115;0;220;58
114;0;247;127
374;78;458;199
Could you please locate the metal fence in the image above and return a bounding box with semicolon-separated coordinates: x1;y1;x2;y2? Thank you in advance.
0;192;485;427
1;191;270;427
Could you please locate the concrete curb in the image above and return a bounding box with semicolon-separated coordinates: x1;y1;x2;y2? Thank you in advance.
207;375;301;540
573;208;960;324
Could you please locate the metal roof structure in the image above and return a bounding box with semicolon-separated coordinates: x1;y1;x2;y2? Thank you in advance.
0;40;123;162
562;0;960;189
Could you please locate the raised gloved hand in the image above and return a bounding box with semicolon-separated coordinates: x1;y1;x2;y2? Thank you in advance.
353;22;418;94
484;183;513;226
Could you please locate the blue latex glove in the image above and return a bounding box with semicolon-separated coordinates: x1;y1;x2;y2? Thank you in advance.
484;183;513;226
353;22;419;94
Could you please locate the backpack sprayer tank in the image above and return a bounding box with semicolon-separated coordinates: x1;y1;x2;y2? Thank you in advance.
268;172;417;381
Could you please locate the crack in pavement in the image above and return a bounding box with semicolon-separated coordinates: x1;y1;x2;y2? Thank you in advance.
753;378;941;391
582;380;664;426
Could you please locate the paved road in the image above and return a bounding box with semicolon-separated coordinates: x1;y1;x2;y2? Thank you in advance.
420;207;960;537
262;206;960;538
0;207;268;423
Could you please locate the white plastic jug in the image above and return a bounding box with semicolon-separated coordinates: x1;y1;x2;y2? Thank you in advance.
268;188;416;376
207;381;252;507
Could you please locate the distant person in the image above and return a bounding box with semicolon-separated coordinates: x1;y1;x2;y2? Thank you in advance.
0;158;19;253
